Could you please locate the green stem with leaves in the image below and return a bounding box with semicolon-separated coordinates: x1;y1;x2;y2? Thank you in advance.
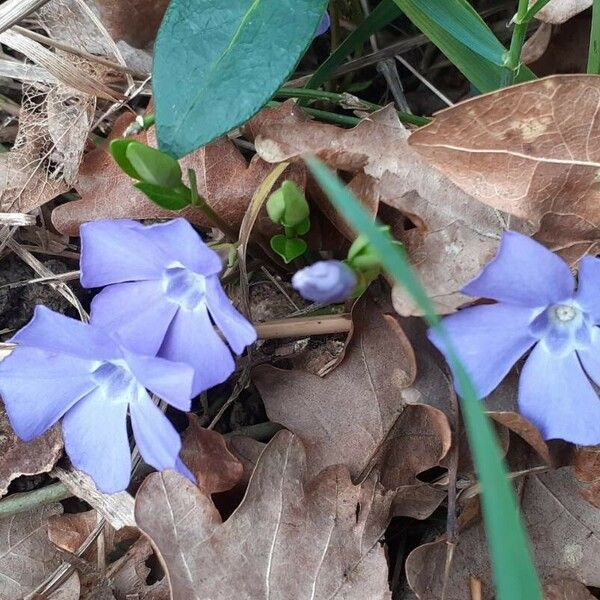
502;0;529;86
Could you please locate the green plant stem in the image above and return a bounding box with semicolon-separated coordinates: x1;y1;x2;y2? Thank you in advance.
274;88;430;126
0;482;71;517
187;168;238;240
588;0;600;73
523;0;553;21
502;0;531;86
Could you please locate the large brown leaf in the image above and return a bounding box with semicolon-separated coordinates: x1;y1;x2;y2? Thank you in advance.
255;106;526;314
252;298;452;519
0;503;63;598
409;75;600;262
51;113;302;236
406;468;600;599
0;403;63;496
135;431;392;600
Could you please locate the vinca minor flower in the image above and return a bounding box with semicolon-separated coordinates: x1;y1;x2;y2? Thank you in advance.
430;232;600;445
292;260;357;304
81;218;256;396
0;306;195;493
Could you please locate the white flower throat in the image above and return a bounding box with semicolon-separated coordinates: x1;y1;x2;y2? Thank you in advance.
162;264;207;311
530;301;592;354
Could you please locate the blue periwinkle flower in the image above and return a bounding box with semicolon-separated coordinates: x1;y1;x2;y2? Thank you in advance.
80;219;256;396
0;307;195;493
292;260;357;304
316;12;330;36
429;231;600;445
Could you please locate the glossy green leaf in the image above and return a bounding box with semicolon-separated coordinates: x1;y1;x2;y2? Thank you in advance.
270;235;307;263
392;0;536;92
306;0;402;90
126;142;183;189
266;181;310;228
305;155;542;600
110;139;142;180
134;182;191;211
154;0;328;158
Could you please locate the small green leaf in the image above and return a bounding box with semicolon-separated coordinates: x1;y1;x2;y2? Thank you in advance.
270;235;307;263
266;181;310;228
295;217;311;237
110;139;142;180
126;142;183;188
134;182;191;211
154;0;328;157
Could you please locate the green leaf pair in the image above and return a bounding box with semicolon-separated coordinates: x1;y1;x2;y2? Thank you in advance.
267;181;311;263
110;140;191;210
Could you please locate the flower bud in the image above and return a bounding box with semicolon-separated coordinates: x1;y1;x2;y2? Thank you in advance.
292;260;357;304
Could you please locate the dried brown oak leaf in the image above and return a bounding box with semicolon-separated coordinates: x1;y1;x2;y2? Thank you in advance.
180;415;243;494
406;468;600;600
573;445;600;509
529;0;591;23
51;113;299;236
0;403;62;497
409;75;600;263
94;0;169;48
135;431;392;600
0;503;63;598
255;105;527;315
252;297;452;519
544;577;595;599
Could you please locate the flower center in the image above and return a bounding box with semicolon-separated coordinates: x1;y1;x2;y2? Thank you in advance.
162;265;207;311
91;361;141;404
550;304;578;323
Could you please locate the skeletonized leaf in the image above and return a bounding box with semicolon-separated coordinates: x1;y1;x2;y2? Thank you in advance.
409;75;600;262
253;298;452;519
136;431;392;599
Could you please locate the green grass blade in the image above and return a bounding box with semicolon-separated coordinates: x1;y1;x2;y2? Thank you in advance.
589;0;600;73
392;0;536;92
305;0;402;90
305;155;542;600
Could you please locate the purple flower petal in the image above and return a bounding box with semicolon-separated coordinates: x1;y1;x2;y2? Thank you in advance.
62;388;131;494
159;305;235;396
130;394;181;472
575;256;600;323
12;306;116;361
519;343;600;445
462;232;574;306
123;350;194;412
90;281;178;356
137;219;222;276
429;303;537;397
577;326;600;387
175;457;197;483
316;11;330;36
80;219;168;287
0;347;97;440
205;275;256;354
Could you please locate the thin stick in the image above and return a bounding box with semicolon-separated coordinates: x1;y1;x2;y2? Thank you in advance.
0;482;71;517
255;314;352;339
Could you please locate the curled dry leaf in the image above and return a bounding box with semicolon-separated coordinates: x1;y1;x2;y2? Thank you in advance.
530;0;592;24
52;113;304;236
406;468;600;599
0;403;63;497
94;0;169;48
253;297;452;519
254;105;526;314
0;503;63;598
409;75;600;263
136;431;393;600
521;23;553;64
180;415;243;494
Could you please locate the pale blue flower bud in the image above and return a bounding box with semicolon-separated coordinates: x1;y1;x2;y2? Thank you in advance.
292;260;356;304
